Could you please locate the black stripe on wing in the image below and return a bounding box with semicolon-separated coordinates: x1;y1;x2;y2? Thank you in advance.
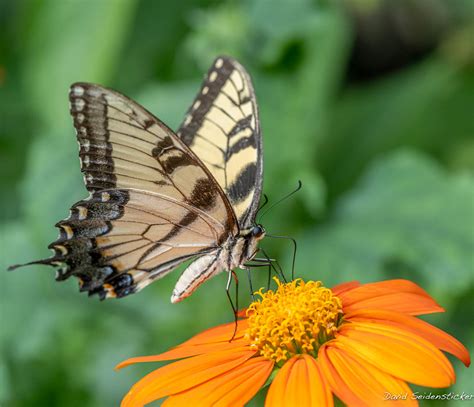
70;85;116;191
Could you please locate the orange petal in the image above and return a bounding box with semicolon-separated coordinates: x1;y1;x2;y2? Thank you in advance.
319;344;417;406
265;355;333;407
116;338;250;368
176;319;249;346
331;281;361;295
339;280;443;315
336;322;455;387
116;320;250;368
346;309;471;367
120;348;255;407
162;356;273;407
318;346;363;407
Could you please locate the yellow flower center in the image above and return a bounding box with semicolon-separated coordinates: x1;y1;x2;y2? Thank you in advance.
245;279;343;364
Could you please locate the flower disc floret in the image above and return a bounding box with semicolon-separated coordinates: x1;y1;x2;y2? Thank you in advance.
245;279;343;363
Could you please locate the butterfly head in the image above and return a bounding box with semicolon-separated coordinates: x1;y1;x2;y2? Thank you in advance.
251;224;266;240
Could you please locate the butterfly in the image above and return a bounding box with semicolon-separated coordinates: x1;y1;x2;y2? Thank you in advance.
9;56;265;303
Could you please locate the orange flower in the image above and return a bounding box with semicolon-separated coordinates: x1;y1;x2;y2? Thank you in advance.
117;279;470;406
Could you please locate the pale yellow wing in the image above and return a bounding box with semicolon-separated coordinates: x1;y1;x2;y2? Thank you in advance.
177;56;263;228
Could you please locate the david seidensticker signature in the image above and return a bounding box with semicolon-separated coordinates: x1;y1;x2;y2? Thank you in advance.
384;392;473;401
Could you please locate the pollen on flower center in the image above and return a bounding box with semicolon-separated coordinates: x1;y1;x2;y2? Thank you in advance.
245;279;343;364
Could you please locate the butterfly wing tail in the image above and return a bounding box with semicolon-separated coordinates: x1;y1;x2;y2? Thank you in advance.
8;257;61;271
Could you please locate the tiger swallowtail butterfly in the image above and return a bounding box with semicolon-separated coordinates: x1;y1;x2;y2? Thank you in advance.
9;56;265;303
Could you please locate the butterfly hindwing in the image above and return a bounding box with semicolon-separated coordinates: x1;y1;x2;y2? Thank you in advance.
49;188;227;299
177;57;263;228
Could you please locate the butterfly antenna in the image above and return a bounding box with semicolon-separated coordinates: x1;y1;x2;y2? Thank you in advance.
257;181;302;224
256;194;269;215
265;234;298;281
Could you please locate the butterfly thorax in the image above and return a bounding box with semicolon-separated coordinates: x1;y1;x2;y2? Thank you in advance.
228;224;266;270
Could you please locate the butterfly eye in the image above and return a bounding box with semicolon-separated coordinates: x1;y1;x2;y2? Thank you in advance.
252;225;265;238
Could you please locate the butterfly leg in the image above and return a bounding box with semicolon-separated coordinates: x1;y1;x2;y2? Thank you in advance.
274;259;287;283
246;266;255;301
226;270;239;342
266;260;272;291
259;249;274;290
249;259;272;292
238;264;256;302
259;247;288;284
241;262;272;298
244;249;286;291
247;257;276;264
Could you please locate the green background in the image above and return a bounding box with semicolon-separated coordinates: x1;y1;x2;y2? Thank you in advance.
1;0;473;405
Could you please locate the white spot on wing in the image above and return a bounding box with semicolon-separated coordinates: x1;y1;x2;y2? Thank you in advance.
215;58;224;69
183;115;192;126
83;139;90;152
101;192;111;202
71;86;84;97
193;100;201;110
74;98;85;111
209;71;218;82
202;86;209;95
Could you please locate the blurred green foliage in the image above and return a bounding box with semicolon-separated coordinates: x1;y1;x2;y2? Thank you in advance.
1;0;473;405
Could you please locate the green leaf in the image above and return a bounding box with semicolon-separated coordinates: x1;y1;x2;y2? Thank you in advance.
297;149;474;298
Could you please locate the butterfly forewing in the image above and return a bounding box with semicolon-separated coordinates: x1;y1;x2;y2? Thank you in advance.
70;83;236;227
177;57;263;229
